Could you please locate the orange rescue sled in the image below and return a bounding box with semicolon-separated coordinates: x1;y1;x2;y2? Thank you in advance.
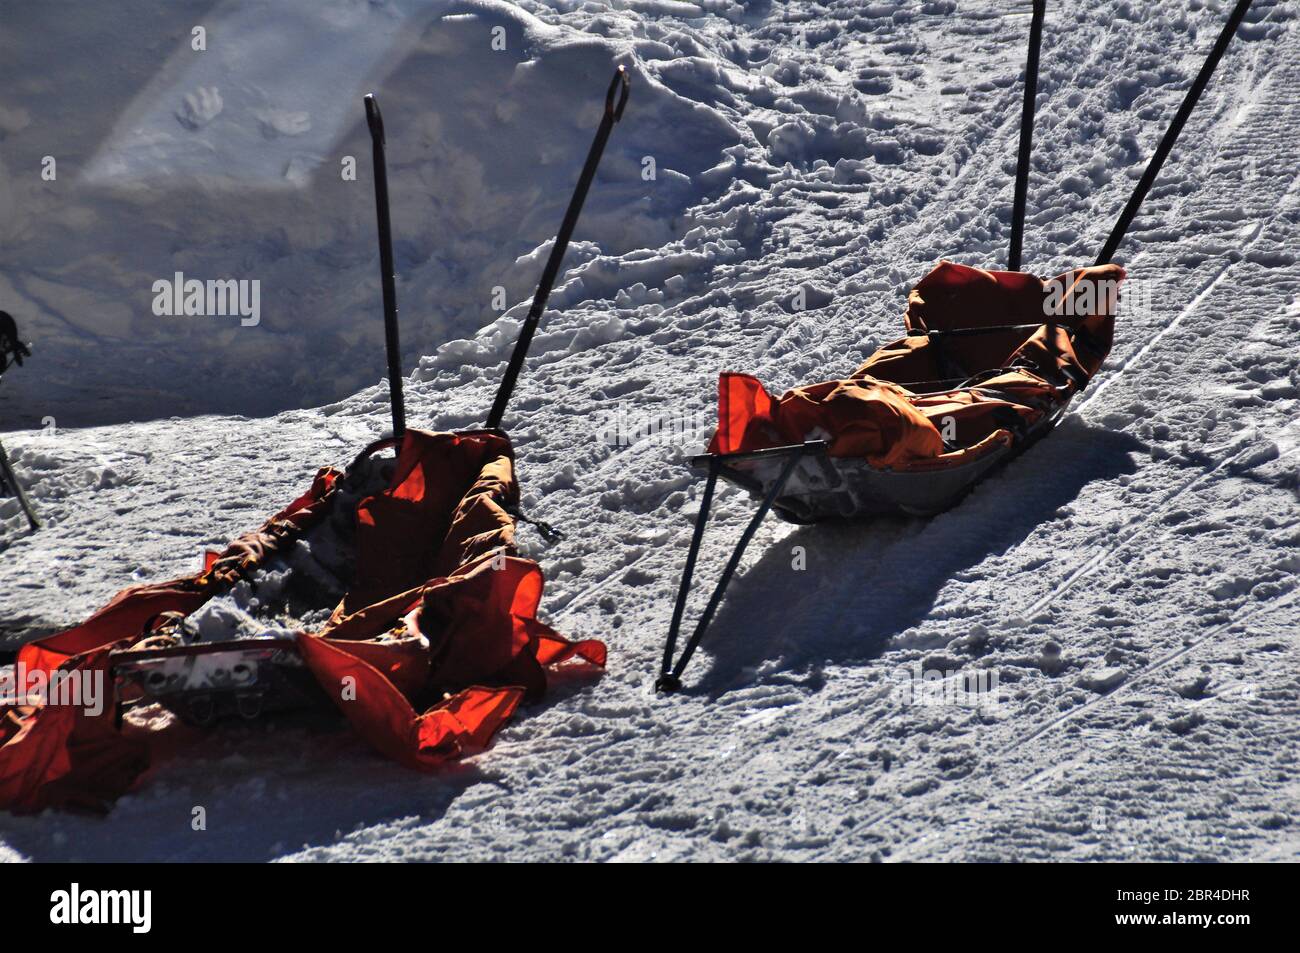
656;0;1253;691
0;430;606;813
708;260;1122;523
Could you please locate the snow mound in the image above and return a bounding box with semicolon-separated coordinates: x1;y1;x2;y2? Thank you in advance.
0;0;737;427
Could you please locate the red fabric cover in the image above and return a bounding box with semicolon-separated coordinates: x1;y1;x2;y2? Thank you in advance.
0;649;149;814
301;556;604;768
0;430;603;814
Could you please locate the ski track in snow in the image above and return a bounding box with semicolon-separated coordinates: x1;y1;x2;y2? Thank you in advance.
1;0;1299;862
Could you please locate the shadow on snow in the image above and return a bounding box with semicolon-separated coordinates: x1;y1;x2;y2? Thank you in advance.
680;416;1146;696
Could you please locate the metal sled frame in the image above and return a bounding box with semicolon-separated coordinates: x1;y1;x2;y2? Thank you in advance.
656;0;1254;691
655;441;818;693
105;437;401;723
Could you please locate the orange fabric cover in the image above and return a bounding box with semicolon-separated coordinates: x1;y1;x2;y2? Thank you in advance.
710;261;1123;468
713;373;944;466
0;430;603;813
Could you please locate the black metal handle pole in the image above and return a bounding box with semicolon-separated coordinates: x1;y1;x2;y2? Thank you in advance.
364;94;406;440
1095;0;1253;265
1008;0;1046;272
486;66;631;430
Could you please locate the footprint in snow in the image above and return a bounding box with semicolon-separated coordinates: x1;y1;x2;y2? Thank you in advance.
1077;666;1127;694
176;86;223;130
256;109;312;139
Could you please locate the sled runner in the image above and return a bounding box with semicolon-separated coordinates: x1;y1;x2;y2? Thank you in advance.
0;68;629;813
656;0;1255;691
0;310;40;533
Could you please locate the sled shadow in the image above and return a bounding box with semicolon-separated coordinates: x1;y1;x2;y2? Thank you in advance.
0;621;64;664
686;417;1146;696
0;720;487;862
0;665;609;862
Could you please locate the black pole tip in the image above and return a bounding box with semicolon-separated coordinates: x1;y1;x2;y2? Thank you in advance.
655;674;682;694
364;93;384;142
605;65;631;122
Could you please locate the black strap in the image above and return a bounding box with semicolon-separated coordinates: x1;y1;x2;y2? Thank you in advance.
923;329;970;383
916;321;1064;339
508;505;563;545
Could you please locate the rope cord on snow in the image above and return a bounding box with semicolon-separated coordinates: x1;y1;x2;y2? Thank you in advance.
507;505;564;545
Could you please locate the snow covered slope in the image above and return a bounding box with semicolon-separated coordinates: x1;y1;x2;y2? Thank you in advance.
0;0;731;425
2;0;1298;861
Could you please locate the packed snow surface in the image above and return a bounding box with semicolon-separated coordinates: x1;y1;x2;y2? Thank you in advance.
1;0;1299;861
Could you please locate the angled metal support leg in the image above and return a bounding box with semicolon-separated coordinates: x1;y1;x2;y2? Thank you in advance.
0;436;39;532
656;446;808;693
